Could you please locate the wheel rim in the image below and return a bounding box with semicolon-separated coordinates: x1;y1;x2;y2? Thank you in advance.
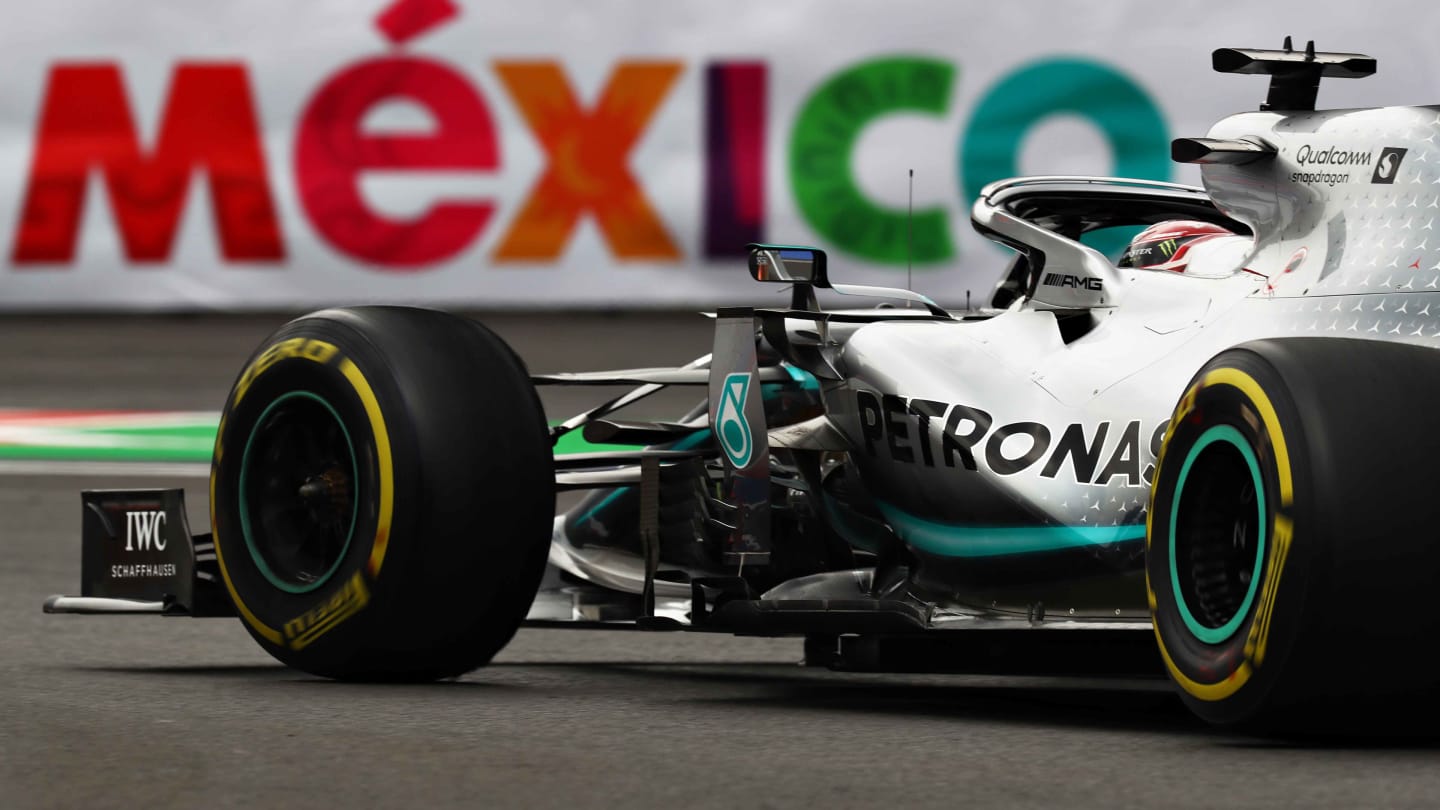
1168;424;1267;644
239;391;359;594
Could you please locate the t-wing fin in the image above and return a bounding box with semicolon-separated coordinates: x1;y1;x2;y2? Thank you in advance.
1171;137;1277;166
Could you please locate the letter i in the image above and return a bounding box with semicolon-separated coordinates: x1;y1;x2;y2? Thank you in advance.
702;62;767;259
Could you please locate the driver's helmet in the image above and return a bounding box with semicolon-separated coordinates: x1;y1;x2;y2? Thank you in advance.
1118;221;1240;273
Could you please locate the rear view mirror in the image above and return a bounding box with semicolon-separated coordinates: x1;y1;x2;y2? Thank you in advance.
747;244;828;287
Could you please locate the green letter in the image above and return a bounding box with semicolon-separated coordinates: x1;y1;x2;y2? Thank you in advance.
789;57;955;265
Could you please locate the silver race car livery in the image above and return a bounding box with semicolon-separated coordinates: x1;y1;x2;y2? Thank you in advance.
47;41;1440;729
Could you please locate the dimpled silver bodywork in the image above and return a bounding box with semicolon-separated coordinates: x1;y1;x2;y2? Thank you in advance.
824;104;1440;613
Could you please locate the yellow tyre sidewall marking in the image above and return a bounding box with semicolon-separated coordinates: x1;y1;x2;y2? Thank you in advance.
1150;365;1295;702
339;358;394;579
211;341;395;650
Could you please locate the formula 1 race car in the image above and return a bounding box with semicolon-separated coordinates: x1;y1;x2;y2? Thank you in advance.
46;42;1440;729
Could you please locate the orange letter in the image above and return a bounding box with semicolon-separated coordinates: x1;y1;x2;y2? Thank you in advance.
493;61;682;261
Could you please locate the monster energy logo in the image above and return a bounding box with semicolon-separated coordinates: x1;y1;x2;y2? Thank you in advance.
716;372;754;469
1158;238;1179;257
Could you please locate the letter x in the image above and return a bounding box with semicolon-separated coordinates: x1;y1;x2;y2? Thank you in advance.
493;61;682;260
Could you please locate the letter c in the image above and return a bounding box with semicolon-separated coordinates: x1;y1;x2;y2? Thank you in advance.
789;57;956;265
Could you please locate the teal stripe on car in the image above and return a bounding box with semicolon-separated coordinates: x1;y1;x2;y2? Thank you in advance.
783;365;821;392
874;499;1144;558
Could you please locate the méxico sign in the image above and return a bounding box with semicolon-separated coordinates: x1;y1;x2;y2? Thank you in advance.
0;0;1187;309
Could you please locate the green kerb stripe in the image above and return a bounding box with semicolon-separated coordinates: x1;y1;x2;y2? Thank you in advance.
0;418;639;463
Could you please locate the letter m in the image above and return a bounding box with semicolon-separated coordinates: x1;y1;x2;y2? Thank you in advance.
12;63;284;264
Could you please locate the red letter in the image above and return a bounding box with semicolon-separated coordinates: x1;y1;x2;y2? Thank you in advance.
12;63;284;264
295;56;498;268
493;61;682;261
376;0;458;44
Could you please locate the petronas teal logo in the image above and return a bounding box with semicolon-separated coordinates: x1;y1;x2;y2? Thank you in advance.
716;372;753;469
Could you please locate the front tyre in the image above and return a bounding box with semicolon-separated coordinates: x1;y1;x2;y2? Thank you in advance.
1148;338;1440;729
211;307;554;680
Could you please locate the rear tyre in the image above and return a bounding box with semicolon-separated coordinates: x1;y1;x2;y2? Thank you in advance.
1148;338;1440;730
210;307;553;680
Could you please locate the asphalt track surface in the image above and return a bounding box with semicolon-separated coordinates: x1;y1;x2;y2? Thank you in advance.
6;314;1440;809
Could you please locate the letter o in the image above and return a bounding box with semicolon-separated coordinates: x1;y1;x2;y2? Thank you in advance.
985;421;1052;475
960;59;1169;258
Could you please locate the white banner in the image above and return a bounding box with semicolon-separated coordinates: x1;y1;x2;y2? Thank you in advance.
1;0;1437;310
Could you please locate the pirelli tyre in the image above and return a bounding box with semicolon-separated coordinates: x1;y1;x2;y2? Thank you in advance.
1147;337;1440;729
210;307;553;681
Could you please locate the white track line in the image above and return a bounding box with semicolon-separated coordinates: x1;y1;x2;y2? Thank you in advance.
0;411;221;429
0;426;213;451
0;460;210;478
